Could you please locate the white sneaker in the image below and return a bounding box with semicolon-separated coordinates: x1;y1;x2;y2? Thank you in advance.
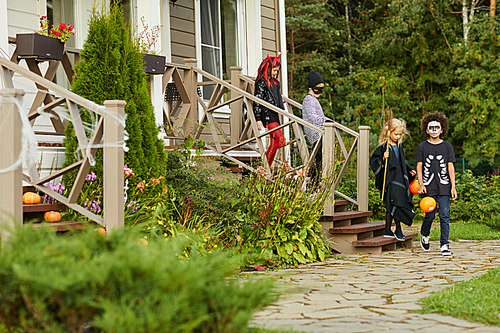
420;234;430;251
441;244;452;256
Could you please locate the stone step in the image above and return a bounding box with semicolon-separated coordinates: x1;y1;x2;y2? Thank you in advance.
329;221;385;234
352;232;418;247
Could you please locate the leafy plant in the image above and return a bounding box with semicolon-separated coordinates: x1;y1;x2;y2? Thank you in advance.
0;227;278;333
36;15;75;42
231;163;334;267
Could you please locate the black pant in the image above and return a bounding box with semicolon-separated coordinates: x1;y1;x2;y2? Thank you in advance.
309;142;322;189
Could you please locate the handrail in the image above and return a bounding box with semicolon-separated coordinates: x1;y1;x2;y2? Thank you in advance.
0;57;105;116
191;66;324;134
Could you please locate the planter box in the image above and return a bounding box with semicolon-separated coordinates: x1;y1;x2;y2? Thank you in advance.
16;33;64;61
143;54;166;74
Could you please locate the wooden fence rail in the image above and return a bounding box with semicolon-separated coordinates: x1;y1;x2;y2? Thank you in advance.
0;56;126;238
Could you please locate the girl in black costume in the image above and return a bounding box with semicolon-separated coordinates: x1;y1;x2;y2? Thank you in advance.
370;118;416;241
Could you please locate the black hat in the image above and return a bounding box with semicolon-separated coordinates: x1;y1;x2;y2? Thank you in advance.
307;71;324;88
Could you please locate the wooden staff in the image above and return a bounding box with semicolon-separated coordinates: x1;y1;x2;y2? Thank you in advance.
381;139;390;201
381;95;392;201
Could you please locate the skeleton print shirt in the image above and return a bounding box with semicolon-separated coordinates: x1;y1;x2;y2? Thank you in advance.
416;140;456;196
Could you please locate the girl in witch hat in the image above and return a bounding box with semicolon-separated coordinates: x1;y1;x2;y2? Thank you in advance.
253;55;286;168
370;118;416;241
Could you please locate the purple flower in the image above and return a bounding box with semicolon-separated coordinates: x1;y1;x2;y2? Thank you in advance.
43;182;65;204
86;172;97;182
127;201;141;214
84;200;101;213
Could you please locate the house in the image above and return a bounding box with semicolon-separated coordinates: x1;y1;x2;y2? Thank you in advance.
1;0;380;254
1;0;287;135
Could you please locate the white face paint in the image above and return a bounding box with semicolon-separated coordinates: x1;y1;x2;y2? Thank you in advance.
427;121;442;138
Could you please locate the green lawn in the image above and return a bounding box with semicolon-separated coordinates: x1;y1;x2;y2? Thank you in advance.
419;266;500;326
414;221;500;241
417;220;500;326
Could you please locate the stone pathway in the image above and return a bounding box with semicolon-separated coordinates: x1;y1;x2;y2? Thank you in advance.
250;239;500;332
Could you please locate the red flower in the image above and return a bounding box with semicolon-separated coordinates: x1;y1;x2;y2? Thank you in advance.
55;31;62;37
59;22;67;30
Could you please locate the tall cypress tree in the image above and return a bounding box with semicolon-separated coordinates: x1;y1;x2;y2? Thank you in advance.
63;4;166;183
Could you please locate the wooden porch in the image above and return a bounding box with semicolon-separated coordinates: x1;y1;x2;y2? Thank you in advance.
0;38;411;255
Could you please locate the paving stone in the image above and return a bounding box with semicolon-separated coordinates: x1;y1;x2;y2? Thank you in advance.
250;238;500;332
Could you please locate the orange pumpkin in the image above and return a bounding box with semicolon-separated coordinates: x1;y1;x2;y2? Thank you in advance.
23;192;40;204
44;211;61;223
420;197;436;213
97;228;106;236
409;180;420;194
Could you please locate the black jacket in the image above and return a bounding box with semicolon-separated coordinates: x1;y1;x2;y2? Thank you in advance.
253;77;284;125
370;142;416;226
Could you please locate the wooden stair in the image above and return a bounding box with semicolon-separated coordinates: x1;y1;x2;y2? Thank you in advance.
319;200;416;254
23;186;94;232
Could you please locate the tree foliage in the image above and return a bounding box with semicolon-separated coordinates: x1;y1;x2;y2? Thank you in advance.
286;0;500;165
63;4;166;184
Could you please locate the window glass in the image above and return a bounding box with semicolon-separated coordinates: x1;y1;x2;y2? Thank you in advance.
200;0;239;100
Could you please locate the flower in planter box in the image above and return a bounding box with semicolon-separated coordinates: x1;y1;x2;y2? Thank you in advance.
35;16;75;43
138;16;162;55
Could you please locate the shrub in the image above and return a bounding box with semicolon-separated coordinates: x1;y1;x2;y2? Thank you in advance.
451;170;500;226
0;227;277;333
163;150;242;223
64;3;166;188
228;164;333;267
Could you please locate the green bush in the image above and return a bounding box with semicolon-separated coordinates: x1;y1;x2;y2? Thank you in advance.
0;227;277;333
64;3;166;187
451;170;500;227
229;165;333;267
163;150;242;223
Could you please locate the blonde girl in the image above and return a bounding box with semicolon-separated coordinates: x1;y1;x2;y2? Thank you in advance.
370;118;416;241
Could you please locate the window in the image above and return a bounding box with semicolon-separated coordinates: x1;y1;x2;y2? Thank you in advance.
200;0;239;100
47;0;76;48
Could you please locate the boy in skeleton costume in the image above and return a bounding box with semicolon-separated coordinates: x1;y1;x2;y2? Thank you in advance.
416;112;458;256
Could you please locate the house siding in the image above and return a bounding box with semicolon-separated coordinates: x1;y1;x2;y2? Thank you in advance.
170;0;196;64
261;0;278;58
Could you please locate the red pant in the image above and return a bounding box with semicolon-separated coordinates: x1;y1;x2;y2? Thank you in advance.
265;122;286;167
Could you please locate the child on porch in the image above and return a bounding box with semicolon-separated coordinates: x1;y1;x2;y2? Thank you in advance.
302;71;325;189
253;55;286;168
370;118;416;241
416;112;457;256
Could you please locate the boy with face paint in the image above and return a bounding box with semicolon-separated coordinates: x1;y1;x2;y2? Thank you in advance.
302;71;326;189
416;112;458;256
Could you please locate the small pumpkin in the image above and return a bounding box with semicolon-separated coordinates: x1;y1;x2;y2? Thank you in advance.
97;228;106;236
409;180;420;194
420;197;436;213
44;211;61;223
23;192;41;204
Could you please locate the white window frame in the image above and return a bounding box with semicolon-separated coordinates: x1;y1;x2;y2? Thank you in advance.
195;0;245;119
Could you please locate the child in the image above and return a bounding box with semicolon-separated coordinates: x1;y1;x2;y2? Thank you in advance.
253;55;286;168
370;118;416;241
416;112;457;256
302;71;326;189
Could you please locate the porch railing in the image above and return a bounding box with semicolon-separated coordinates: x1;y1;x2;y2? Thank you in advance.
0;56;125;239
3;36;370;215
161;59;370;214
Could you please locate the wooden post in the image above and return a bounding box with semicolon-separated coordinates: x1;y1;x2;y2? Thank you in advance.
230;66;243;143
357;126;370;212
183;58;198;136
0;89;24;244
322;122;335;216
103;100;126;234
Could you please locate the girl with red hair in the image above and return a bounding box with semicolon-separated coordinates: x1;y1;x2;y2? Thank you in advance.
253;55;286;168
